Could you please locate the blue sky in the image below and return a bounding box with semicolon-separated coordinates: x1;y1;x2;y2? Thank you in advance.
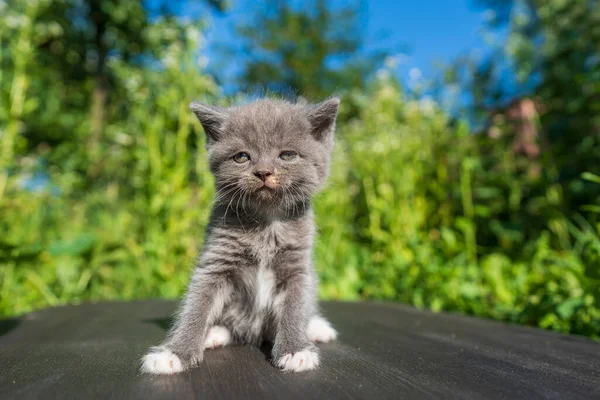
181;0;489;91
363;1;487;81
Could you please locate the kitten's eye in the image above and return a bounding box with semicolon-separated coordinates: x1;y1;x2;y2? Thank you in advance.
233;152;250;163
279;151;298;161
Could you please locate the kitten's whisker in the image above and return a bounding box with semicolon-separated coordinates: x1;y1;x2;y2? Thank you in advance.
223;187;243;223
287;185;302;218
287;186;296;218
294;185;310;215
280;186;290;217
241;188;250;214
213;183;239;205
243;190;257;223
235;188;248;231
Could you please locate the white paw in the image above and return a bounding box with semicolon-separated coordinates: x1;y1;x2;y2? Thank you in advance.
308;316;338;343
275;348;320;372
204;325;232;349
141;347;183;375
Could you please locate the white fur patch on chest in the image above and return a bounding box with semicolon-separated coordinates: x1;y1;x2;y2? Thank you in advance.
249;221;286;312
255;264;276;310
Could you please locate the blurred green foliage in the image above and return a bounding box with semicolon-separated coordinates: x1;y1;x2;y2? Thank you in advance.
0;0;599;339
443;0;600;213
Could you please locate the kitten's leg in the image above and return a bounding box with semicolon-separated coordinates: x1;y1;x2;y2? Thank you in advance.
203;325;232;349
272;267;319;372
308;316;338;343
141;270;231;374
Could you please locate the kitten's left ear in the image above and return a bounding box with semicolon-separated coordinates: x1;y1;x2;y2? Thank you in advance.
306;97;340;142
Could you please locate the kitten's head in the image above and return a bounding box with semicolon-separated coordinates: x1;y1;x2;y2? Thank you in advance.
190;97;339;214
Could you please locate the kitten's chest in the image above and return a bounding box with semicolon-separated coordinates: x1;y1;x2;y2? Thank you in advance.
250;221;288;261
245;222;306;310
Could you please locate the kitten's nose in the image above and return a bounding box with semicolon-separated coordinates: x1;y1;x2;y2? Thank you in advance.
254;170;272;182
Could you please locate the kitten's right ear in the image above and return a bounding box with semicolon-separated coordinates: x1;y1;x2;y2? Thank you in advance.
190;102;228;142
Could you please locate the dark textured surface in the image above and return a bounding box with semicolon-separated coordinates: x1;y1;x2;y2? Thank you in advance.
0;300;599;400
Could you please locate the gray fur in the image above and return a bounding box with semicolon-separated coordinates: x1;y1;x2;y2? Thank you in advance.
144;97;340;372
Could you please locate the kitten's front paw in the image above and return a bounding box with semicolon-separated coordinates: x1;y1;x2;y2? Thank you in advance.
274;348;320;372
308;316;338;343
141;347;183;375
204;325;232;349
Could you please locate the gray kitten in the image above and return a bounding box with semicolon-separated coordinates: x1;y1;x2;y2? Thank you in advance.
141;97;340;374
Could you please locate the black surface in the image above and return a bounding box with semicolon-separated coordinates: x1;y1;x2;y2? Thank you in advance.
0;300;599;399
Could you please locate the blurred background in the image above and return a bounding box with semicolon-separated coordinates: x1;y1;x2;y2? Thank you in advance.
1;0;599;338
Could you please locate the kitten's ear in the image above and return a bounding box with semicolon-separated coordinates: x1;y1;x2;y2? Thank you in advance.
306;97;340;141
190;102;229;142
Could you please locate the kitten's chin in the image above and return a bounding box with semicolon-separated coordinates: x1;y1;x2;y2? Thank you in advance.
253;186;279;203
251;188;305;213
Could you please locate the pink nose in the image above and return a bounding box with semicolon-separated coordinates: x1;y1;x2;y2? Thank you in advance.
254;170;272;182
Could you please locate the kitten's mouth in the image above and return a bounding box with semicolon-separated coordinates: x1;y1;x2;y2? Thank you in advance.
259;177;279;190
256;184;278;194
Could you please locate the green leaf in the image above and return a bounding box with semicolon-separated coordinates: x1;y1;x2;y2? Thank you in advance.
557;298;583;319
582;172;600;184
49;234;95;256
